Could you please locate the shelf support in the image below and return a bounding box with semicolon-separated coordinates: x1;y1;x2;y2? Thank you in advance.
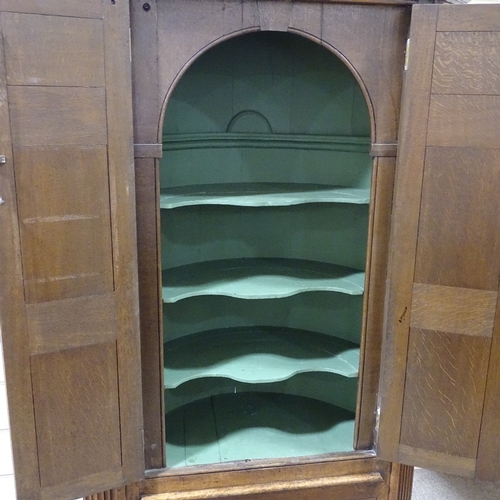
134;143;163;158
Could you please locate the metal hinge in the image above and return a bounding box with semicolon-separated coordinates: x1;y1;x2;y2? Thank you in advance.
404;38;410;71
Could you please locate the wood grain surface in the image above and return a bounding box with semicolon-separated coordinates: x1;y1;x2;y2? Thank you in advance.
427;94;500;149
433;32;500;95
414;147;500;290
2;13;105;87
0;2;143;499
437;4;500;32
27;294;117;355
411;284;497;337
130;0;166;470
377;4;439;461
400;329;490;461
31;342;122;488
379;5;500;480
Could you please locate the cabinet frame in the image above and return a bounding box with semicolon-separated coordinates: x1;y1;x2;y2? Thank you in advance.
130;0;411;497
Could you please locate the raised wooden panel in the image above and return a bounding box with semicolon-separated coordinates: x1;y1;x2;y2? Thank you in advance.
0;0;103;18
14;146;110;222
433;32;500;95
437;4;500;32
427;95;500;149
31;342;122;488
414;147;500;290
399;329;490;463
21;216;113;303
26;295;117;355
411;284;497;337
2;13;105;87
14;146;114;303
8;86;107;146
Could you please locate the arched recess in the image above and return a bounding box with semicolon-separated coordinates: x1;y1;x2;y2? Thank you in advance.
157;29;375;143
159;30;375;469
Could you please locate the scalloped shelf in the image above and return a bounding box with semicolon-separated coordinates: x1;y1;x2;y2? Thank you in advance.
164;327;359;388
159;183;370;209
162;258;365;303
166;392;355;468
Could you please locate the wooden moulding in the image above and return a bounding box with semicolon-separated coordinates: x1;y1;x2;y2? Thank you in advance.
162;133;370;153
142;458;388;499
387;463;414;500
141;474;383;500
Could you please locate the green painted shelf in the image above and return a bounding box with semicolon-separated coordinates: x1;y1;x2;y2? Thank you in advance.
163;327;359;388
162;258;365;303
159;183;370;209
165;392;355;468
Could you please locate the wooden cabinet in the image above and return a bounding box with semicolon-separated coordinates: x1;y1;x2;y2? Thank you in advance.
1;1;499;500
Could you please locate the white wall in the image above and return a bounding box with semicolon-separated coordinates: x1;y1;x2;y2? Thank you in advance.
0;338;17;500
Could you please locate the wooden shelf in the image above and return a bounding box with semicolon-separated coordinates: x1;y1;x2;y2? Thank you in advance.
166;392;355;468
162;258;365;303
159;183;370;209
164;327;359;388
162;132;371;153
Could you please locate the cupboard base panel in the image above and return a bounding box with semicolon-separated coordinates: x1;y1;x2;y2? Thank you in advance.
87;458;413;500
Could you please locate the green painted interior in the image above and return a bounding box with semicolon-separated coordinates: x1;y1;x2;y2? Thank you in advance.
165;393;355;468
164;327;359;388
160;31;371;467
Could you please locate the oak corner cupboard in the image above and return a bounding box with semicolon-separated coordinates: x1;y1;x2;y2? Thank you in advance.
1;1;499;499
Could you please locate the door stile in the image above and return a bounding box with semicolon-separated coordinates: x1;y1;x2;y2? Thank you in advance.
0;12;41;499
377;4;439;461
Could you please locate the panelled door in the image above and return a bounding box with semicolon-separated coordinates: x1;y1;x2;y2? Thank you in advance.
0;1;144;499
379;4;500;481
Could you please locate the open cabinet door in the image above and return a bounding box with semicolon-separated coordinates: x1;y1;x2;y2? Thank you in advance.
0;1;144;499
378;4;500;481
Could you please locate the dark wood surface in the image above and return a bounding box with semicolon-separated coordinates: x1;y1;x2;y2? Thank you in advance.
0;2;143;499
142;457;389;499
355;155;396;449
130;0;166;470
379;3;500;480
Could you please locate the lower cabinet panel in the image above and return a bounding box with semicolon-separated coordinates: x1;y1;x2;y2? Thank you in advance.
134;459;410;500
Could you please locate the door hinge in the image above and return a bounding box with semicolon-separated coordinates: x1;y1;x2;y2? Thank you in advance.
404;38;410;71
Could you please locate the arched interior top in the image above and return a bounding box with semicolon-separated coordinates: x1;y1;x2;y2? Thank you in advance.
159;30;374;141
